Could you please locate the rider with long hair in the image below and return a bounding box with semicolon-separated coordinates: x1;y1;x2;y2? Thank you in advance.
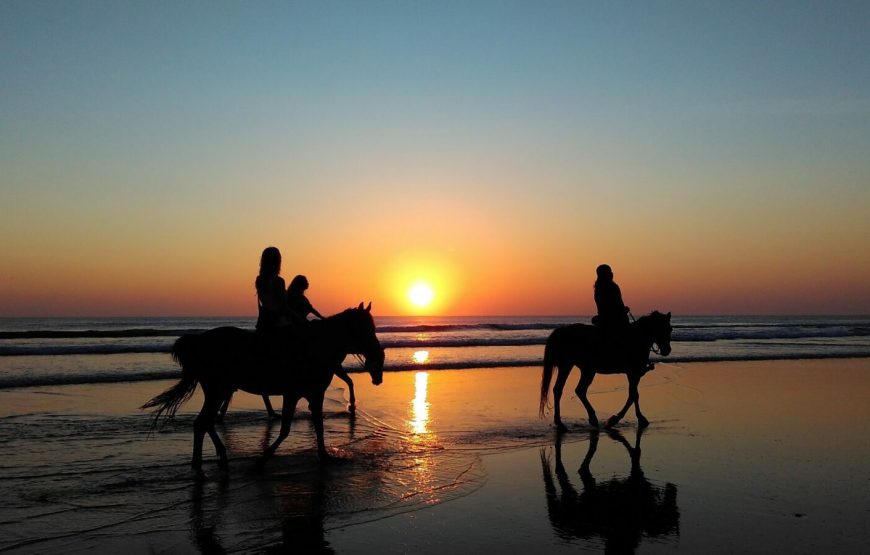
255;246;289;330
251;246;290;418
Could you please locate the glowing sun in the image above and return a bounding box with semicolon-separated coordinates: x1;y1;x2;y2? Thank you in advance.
408;282;435;308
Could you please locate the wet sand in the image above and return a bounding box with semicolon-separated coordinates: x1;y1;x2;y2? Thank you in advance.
1;359;869;553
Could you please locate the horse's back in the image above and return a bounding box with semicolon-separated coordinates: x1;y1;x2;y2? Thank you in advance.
172;326;254;367
549;323;595;347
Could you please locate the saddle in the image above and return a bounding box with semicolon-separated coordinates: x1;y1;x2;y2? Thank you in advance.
591;322;653;372
251;322;312;368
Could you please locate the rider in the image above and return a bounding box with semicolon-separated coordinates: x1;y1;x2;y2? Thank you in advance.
286;275;358;410
252;246;289;418
286;275;325;324
256;247;290;330
591;264;631;359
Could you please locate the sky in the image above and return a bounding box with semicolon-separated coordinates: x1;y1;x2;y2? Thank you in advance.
2;1;869;317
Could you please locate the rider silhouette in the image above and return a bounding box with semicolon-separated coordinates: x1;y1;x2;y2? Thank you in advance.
256;247;290;330
592;264;630;359
253;246;289;418
287;275;325;324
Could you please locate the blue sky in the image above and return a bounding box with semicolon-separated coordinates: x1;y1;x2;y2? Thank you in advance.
2;1;869;315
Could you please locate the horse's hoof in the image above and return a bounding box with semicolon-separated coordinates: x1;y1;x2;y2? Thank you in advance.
638;416;650;428
556;422;569;434
605;415;620;428
218;460;229;472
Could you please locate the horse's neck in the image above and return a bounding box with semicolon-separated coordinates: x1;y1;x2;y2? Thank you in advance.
313;314;351;352
631;318;655;349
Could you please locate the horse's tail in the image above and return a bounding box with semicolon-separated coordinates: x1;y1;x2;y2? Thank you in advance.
539;328;560;417
141;335;199;432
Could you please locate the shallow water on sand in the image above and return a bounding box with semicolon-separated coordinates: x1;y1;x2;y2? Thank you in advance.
0;369;559;553
2;361;870;553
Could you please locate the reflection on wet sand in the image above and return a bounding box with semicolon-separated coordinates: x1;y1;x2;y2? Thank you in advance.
408;371;441;504
541;429;679;552
411;371;430;435
189;469;335;554
189;477;230;553
182;380;483;552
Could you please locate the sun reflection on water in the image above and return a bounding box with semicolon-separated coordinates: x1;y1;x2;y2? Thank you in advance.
411;371;430;435
408;370;439;502
412;350;429;364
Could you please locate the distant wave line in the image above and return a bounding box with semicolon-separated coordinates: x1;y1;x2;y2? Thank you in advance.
3;322;868;341
0;323;567;339
0;329;213;339
3;329;870;356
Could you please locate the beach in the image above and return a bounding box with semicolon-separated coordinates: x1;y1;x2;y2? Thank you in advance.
1;358;868;553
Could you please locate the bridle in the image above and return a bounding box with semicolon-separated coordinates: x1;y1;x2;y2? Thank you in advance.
630;310;663;355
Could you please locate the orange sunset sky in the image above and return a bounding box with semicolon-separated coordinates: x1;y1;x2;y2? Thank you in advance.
2;3;869;317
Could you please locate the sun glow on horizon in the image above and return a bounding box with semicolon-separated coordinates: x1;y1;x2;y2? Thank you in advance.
385;254;463;315
408;282;435;309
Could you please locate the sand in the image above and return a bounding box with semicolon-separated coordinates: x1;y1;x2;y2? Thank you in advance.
1;359;869;553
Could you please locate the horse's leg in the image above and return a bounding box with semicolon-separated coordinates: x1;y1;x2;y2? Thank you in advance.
576;368;599;428
205;411;229;472
216;391;232;423
309;394;331;461
262;395;279;419
552;363;572;433
578;429;599;489
262;395;297;462
607;373;646;428
631;374;649;428
193;391;225;472
335;367;355;412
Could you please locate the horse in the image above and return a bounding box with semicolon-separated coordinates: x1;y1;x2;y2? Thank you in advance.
142;303;385;472
539;311;672;432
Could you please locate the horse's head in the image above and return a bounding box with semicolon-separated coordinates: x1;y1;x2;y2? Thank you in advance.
647;311;673;357
343;302;384;385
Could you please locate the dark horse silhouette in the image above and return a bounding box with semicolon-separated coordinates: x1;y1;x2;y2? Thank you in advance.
216;363;359;422
142;303;385;472
540;429;679;553
540;311;672;431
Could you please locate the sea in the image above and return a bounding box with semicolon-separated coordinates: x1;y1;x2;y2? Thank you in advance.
2;314;869;552
1;314;869;389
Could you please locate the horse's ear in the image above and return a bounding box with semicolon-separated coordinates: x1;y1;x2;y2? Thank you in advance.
365;302;372;312
358;302;364;310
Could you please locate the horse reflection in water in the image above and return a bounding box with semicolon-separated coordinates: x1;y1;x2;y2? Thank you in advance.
540;429;679;553
188;471;336;554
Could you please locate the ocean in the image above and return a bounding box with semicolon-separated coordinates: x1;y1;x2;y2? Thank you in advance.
2;315;869;552
1;314;869;389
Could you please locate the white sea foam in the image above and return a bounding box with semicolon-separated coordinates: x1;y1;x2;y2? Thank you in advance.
0;315;868;389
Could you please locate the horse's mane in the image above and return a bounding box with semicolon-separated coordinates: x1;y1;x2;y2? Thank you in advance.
635;310;666;325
